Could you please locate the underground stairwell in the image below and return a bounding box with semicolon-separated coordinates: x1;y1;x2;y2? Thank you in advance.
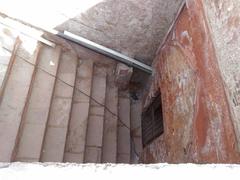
1;0;240;165
0;21;143;163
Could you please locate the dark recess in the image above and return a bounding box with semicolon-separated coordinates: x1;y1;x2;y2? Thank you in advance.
141;94;164;147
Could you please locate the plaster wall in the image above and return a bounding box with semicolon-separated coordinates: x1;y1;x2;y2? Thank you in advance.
141;0;240;163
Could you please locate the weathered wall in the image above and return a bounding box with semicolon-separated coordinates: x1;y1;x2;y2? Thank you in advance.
202;0;240;151
141;0;240;163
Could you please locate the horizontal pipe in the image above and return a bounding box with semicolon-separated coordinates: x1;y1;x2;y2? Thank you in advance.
0;13;152;74
59;31;152;74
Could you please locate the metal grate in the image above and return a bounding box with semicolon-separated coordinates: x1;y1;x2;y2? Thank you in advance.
142;94;164;147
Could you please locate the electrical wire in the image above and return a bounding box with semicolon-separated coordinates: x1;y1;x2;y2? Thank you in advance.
15;52;140;159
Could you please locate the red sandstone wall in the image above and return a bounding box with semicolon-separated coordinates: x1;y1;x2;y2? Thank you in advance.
141;0;240;163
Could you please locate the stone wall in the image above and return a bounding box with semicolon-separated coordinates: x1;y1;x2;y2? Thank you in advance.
141;0;240;163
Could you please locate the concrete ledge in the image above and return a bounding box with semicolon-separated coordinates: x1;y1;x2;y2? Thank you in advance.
0;163;240;179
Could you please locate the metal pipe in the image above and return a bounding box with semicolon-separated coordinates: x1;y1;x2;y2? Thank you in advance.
58;31;152;74
0;14;152;74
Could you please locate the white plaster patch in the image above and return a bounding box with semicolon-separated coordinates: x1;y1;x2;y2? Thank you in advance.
181;30;189;39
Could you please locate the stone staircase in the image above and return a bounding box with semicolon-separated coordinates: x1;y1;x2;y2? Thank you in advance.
0;22;142;163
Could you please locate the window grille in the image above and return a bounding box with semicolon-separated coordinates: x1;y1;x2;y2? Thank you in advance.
142;94;163;147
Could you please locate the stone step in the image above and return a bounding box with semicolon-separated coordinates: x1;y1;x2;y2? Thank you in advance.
130;100;142;164
64;59;93;163
0;23;18;51
117;92;131;163
102;74;118;163
84;65;107;163
0;39;20;103
40;50;78;162
0;38;41;162
15;45;61;162
0;24;19;96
